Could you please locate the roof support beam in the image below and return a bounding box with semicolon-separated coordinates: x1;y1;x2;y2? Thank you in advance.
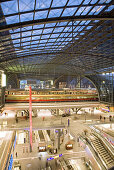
0;15;113;33
0;51;105;63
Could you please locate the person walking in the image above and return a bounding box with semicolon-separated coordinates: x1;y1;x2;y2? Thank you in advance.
109;115;112;122
100;115;102;121
68;119;70;127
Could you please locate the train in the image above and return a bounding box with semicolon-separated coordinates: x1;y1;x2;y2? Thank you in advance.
5;89;98;103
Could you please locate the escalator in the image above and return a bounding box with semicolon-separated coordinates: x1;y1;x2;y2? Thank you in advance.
89;134;114;169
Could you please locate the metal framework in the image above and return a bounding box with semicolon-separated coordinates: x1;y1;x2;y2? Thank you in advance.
87;71;114;104
0;0;114;104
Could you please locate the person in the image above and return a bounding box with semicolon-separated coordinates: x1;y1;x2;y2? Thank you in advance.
100;115;102;120
16;152;17;158
109;115;112;122
56;148;57;153
16;117;18;123
104;117;106;121
55;159;57;167
68;119;70;127
49;148;51;153
46;161;48;167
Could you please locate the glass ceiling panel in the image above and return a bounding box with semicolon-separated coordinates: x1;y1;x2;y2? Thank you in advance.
86;26;93;30
41;34;50;39
22;42;31;45
22;37;31;42
76;7;86;15
62;7;77;16
43;28;54;34
52;0;68;7
80;21;86;25
32;30;42;35
48;39;56;42
35;0;52;9
67;0;83;6
11;33;20;39
105;5;114;12
57;22;68;26
53;27;64;32
5;15;19;25
90;0;99;4
31;41;38;45
1;0;18;15
33;24;44;29
64;27;70;32
94;6;106;15
45;23;56;28
85;20;91;24
48;9;63;18
20;13;33;22
98;0;112;3
19;0;35;12
13;39;20;44
32;36;40;40
81;6;92;15
83;0;91;4
22;31;32;37
78;26;85;31
88;5;106;15
35;10;48;19
50;34;59;38
9;28;21;34
21;26;32;31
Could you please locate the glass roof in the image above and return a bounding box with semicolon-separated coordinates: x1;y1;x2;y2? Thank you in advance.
0;0;113;76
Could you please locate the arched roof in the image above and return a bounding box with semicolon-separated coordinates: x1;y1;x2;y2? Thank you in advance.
0;0;114;79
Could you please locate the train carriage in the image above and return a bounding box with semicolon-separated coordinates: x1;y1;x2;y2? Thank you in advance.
5;89;98;103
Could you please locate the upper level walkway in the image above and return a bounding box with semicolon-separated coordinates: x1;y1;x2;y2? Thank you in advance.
4;102;101;110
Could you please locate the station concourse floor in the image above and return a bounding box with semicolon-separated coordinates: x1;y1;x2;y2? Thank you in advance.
0;106;114;170
12;118;89;170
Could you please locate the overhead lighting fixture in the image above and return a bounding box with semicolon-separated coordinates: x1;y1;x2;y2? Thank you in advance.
102;73;105;75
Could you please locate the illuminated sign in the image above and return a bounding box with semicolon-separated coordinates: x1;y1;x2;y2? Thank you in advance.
47;154;62;161
67;144;73;147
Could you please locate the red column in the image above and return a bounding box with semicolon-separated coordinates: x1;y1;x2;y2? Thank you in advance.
29;86;32;152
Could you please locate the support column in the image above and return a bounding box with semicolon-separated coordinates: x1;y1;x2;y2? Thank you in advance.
29;86;32;152
56;109;59;116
